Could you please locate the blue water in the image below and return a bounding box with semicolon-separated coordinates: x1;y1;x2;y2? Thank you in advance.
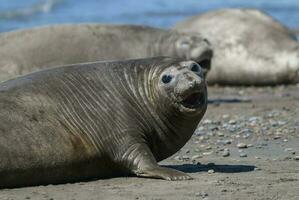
0;0;299;33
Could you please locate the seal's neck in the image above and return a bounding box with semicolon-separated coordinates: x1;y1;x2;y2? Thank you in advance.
135;63;204;161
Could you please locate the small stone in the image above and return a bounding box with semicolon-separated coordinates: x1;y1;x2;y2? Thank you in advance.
222;114;229;119
283;139;288;142
174;156;182;161
203;151;213;156
191;155;201;160
182;155;190;160
195;192;209;197
217;132;225;137
228;120;237;124
224;139;232;144
25;197;31;200
203;119;212;124
285;148;293;152
185;149;190;154
273;135;281;140
194;126;205;136
222;149;230;157
239;153;247;157
206;146;212;150
208;169;215;174
247;144;253;148
254;167;261;171
294;156;299;161
237;143;247;149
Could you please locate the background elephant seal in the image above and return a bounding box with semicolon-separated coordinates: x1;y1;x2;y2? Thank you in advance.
0;24;212;82
174;8;299;85
0;57;207;188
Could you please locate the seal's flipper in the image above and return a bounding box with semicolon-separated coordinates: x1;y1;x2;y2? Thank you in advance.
135;166;192;181
117;142;192;181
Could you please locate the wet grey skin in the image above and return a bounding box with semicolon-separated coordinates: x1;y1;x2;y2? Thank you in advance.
0;57;207;188
0;24;212;82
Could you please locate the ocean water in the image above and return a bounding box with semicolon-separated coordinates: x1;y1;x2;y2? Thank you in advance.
0;0;298;33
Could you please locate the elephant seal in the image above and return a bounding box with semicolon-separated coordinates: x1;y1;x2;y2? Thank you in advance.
174;8;299;85
0;24;212;82
0;57;207;188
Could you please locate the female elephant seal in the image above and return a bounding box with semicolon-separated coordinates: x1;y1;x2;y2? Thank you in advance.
174;8;299;85
0;24;212;82
0;57;207;188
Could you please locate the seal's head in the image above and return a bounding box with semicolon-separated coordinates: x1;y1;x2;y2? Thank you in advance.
158;32;213;77
157;59;207;116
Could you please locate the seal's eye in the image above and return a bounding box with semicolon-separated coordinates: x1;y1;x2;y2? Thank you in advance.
161;75;173;84
190;63;201;73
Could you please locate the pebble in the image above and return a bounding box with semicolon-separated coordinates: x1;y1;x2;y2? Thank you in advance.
203;119;212;125
194;126;205;136
222;114;229;119
203;151;213;156
182;155;190;160
294;156;299;161
174;156;182;161
247;144;253;148
206;146;212;150
195;192;209;197
284;148;293;152
222;149;230;157
208;169;215;174
239;153;247;157
191;155;201;160
217;132;225;137
228;120;237;125
217;139;232;145
273;135;281;140
237;143;247;149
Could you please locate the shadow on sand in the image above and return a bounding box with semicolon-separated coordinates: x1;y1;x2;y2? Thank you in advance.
208;98;251;104
164;163;255;173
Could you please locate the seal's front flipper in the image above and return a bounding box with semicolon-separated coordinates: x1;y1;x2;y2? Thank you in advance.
117;142;192;181
136;166;192;181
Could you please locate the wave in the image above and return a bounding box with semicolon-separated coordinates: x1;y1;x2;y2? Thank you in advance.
0;0;65;20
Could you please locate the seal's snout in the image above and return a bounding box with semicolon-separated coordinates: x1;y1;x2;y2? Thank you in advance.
179;71;205;109
175;61;207;110
159;60;207;112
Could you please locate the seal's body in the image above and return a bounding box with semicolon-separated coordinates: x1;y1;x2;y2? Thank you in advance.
0;24;212;82
174;8;299;85
0;57;207;188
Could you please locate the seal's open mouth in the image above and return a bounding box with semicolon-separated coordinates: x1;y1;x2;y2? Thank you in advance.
181;92;205;109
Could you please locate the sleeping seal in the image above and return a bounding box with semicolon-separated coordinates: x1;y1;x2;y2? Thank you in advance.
0;57;207;188
174;8;299;85
0;24;212;82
